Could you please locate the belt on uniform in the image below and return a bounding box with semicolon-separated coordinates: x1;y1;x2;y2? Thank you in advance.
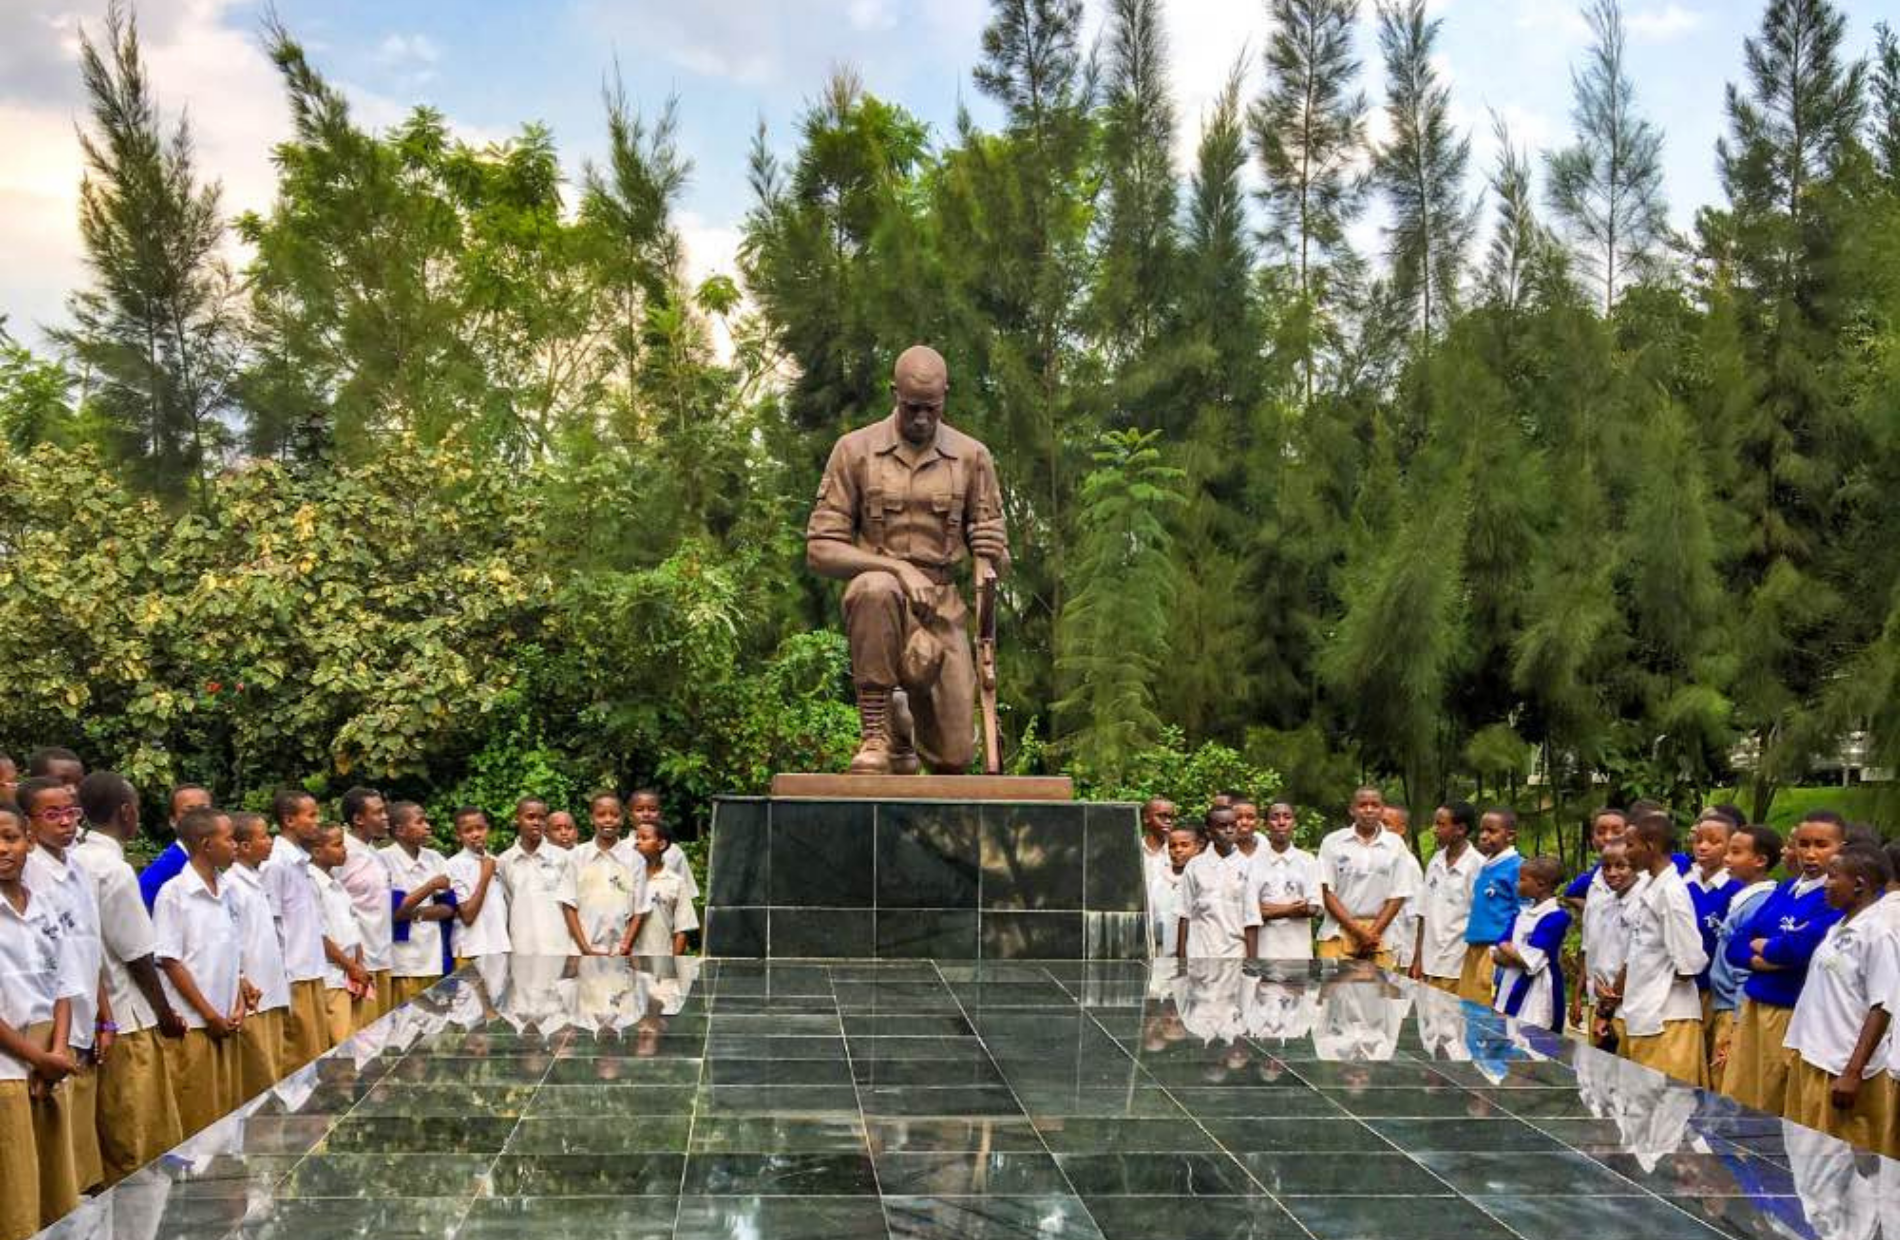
905;561;958;585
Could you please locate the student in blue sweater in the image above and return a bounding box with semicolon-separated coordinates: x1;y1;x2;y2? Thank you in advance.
1459;809;1522;1006
1722;811;1847;1115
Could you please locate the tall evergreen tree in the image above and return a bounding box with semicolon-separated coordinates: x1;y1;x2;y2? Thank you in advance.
1093;0;1178;358
1866;23;1899;182
1373;0;1476;345
1481;112;1551;311
1545;0;1670;313
1250;0;1368;409
53;1;238;502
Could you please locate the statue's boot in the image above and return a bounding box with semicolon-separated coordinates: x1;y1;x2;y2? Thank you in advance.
848;688;895;775
888;689;921;776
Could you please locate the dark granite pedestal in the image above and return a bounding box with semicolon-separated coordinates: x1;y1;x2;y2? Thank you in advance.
704;797;1149;961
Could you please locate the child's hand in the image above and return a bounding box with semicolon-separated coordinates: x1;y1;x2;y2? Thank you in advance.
94;1025;116;1064
1830;1073;1862;1110
33;1047;77;1087
240;979;262;1011
480;857;497;878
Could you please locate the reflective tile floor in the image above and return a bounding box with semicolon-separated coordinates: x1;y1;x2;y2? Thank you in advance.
39;956;1900;1240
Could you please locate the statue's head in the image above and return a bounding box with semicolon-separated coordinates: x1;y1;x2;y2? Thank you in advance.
891;345;948;448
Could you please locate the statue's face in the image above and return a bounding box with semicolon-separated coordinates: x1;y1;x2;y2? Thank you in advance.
893;373;946;447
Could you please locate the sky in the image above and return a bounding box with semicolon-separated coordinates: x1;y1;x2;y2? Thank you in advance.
3;0;1897;352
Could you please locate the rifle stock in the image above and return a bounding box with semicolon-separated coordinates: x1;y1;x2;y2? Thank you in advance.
975;557;1001;775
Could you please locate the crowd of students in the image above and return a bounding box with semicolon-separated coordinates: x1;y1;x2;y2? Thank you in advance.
0;746;700;1240
1146;785;1900;1159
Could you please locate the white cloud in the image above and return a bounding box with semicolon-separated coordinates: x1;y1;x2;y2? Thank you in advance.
375;31;441;85
847;0;898;32
1625;4;1702;42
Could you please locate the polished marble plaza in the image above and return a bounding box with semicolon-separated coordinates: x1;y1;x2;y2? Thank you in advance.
38;955;1900;1240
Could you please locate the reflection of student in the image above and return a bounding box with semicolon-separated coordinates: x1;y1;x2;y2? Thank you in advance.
1781;848;1895;1152
1491;856;1570;1032
1244;974;1317;1051
1783;1118;1881;1240
1173;957;1247;1046
1312;967;1409;1062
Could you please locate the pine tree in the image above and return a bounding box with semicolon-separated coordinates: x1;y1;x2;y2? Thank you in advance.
1481;112;1549;311
53;1;237;502
1093;0;1179;357
1373;0;1476;346
1868;22;1899;182
1545;0;1670;313
1250;0;1368;409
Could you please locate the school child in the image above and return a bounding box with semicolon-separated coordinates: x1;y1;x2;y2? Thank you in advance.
545;811;580;852
1381;804;1425;974
18;777;107;1194
1612;812;1709;1086
1231;797;1262;863
1316;787;1416;965
1491;856;1571;1032
383;803;454;1004
574;794;650;954
1708;825;1781;1093
1563;807;1628;913
1724;813;1848;1114
262;789;332;1072
152;808;245;1141
497;798;590;955
225;813;290;1103
627;821;699;956
445;808;509;967
629;790;699;905
1587;840;1642;1052
1139;797;1178;881
336;786;394;1027
1149;824;1200;958
70;772;183;1186
0;803;83;1239
1881;839;1900;1158
1781;848;1897;1151
1176;809;1261;960
1458;808;1523;1005
308;826;365;1049
137;785;212;912
1251;801;1319;960
1412;802;1481;993
1686;811;1740;1016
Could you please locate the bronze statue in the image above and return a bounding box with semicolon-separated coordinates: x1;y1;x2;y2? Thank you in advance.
806;346;1010;775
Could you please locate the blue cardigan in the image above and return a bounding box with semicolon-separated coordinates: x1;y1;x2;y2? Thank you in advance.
1466;852;1524;946
137;841;188;911
1725;878;1841;1009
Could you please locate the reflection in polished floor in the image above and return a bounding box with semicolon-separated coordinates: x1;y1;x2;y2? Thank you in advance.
38;955;1900;1240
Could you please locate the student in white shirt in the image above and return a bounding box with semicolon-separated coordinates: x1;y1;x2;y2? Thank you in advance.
545;810;581;852
629;790;700;906
1175;808;1261;961
262;789;332;1071
1491;856;1572;1030
629;820;699;956
1148;824;1199;958
382;803;454;1005
1781;848;1896;1152
18;777;108;1194
0;802;84;1240
309;826;364;1048
574;794;651;954
1316;786;1417;965
497;797;590;955
445;808;509;965
1586;840;1642;1052
152;809;246;1141
1880;839;1900;1160
336;786;395;1027
1251;801;1318;960
71;772;185;1187
1380;804;1426;972
225;813;291;1104
1138;797;1178;885
1411;801;1481;992
1608;812;1709;1086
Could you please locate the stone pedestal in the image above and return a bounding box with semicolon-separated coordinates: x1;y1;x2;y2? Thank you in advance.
704;796;1148;960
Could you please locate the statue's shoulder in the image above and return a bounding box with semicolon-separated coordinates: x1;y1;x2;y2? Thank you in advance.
938;421;992;461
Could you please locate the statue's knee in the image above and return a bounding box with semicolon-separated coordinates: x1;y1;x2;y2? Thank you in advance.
844;571;904;608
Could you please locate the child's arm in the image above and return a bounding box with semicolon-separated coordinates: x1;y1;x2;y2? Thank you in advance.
1408;919;1426;979
1365;897;1407;951
1492;941;1526;968
395;875;452;920
561;904;597;955
159;959;235;1036
1320;887;1367;944
615;913;648;957
93;980;115;1063
1662;890;1710;978
1756;911;1833;972
323;936;369;988
671;931;688;956
457;858;498;926
1832;1005;1891;1109
0;1014;75;1096
1243;925;1259;958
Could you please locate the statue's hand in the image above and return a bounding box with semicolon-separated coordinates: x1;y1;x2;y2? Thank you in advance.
969;525;1008;566
895;562;938;621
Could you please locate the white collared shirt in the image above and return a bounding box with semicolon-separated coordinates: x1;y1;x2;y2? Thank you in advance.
72;831;159;1034
661;843;698;902
1418;844;1482;979
1178;848;1261;959
262;835;327;983
227;864;290;1013
314;868;362;989
573;839;652;952
381;844;451;977
0;888;86;1080
497;841;580;956
25;846;103;1050
337;833;394;972
1619;866;1708;1038
1248;845;1319;960
1149;863;1186;957
1316;826;1421;946
445;849;510;959
629;866;697;956
153;864;244;1029
1787;907;1899;1079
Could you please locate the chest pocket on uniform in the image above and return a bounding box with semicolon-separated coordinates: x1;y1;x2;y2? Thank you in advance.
935;484;965;560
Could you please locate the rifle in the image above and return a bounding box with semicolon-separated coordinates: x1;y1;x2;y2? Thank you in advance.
975;557;1001;775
